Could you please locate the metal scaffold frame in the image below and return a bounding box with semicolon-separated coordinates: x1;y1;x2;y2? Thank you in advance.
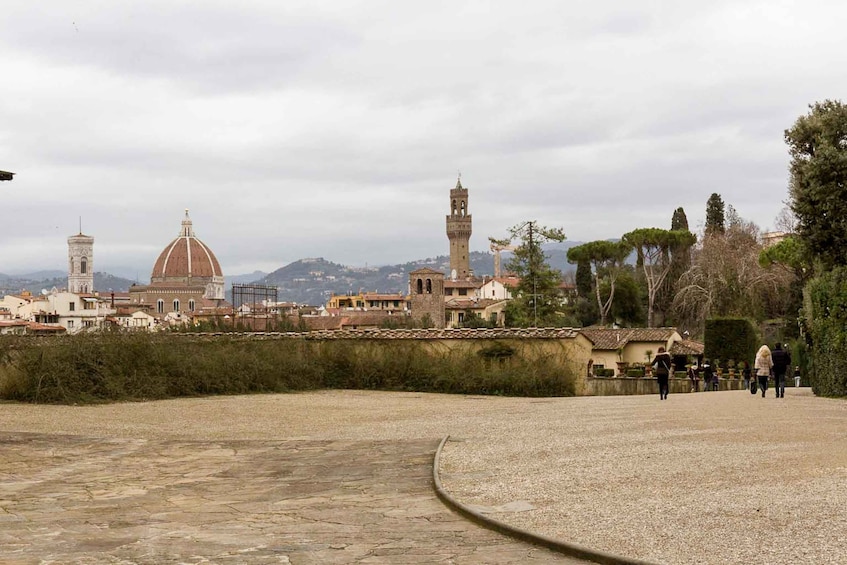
231;284;279;331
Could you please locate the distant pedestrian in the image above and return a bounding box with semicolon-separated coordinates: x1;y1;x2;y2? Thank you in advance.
771;343;791;399
742;361;752;392
794;366;802;387
702;361;714;392
652;346;672;400
687;363;699;392
754;345;773;398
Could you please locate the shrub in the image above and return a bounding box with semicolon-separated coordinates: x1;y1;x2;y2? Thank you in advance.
0;333;578;404
704;318;759;369
805;268;847;397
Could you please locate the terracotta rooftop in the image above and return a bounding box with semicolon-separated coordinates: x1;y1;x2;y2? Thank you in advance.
151;211;222;281
444;279;483;289
579;327;679;350
670;339;705;356
178;327;582;340
445;298;505;310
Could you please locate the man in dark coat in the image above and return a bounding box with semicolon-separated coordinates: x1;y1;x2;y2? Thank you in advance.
771;343;792;399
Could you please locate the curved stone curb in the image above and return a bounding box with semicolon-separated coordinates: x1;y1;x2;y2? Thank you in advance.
432;436;659;565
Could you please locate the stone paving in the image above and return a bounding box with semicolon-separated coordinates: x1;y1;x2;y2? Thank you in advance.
0;431;581;564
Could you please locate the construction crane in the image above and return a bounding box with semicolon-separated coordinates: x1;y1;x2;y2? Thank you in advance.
489;240;516;278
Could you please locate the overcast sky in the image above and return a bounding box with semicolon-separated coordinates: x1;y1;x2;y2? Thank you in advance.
2;1;844;278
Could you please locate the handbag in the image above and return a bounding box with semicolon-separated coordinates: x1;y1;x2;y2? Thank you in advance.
750;380;758;394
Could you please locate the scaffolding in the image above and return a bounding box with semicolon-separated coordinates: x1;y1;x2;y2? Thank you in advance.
231;284;279;331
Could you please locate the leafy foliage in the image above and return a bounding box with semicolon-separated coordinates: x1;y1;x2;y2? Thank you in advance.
567;240;632;326
606;268;645;327
804;266;847;396
786;99;847;270
494;222;567;327
575;259;593;298
704;318;759;370
623;228;696;327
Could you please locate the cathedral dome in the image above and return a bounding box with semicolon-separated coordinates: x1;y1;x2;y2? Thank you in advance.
151;210;223;283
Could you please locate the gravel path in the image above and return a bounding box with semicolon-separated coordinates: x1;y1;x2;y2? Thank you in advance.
1;388;844;564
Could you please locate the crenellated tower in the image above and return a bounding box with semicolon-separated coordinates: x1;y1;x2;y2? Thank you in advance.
446;177;472;280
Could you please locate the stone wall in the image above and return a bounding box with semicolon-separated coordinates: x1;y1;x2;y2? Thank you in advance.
585;376;749;396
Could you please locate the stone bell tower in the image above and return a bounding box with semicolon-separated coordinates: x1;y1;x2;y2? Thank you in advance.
68;230;95;294
446;177;472;280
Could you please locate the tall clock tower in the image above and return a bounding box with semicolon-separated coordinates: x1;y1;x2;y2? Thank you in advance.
446;177;472;280
68;231;94;294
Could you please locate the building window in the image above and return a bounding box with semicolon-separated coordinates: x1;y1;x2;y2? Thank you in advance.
458;288;467;296
69;302;75;311
173;300;180;312
157;300;164;314
81;258;87;274
426;279;432;294
68;320;74;329
188;299;195;312
416;279;423;294
458;312;465;323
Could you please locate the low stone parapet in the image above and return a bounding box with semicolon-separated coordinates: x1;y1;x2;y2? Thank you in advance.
586;376;747;396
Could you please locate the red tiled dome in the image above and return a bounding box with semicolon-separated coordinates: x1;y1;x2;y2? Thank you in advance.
151;211;222;282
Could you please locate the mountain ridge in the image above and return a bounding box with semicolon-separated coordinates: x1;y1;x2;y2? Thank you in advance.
2;242;584;305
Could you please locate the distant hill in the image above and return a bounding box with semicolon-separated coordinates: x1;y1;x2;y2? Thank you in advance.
234;245;581;305
228;271;268;285
2;243;584;305
0;271;137;296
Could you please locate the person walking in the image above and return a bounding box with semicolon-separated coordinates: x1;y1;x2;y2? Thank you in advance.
742;361;752;392
687;363;699;392
652;346;672;400
754;345;773;398
702;360;714;392
771;343;792;399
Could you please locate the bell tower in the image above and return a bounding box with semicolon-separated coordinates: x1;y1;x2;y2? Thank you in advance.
446;177;472;280
68;229;95;294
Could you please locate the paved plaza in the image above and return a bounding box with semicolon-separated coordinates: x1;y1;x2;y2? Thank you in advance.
1;387;844;564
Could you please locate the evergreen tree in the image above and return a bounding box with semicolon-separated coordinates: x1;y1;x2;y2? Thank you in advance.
567;240;632;326
623;227;697;327
671;207;689;231
575;259;593;298
658;207;692;325
493;222;567;327
705;193;726;235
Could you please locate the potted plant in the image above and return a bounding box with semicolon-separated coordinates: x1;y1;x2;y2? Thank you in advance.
616;347;627;376
644;349;654;377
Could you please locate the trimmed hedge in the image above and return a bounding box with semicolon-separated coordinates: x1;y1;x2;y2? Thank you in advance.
0;333;578;404
805;267;847;397
704;318;759;369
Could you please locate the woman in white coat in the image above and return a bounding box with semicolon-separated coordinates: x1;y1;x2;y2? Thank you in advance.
754;345;773;398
